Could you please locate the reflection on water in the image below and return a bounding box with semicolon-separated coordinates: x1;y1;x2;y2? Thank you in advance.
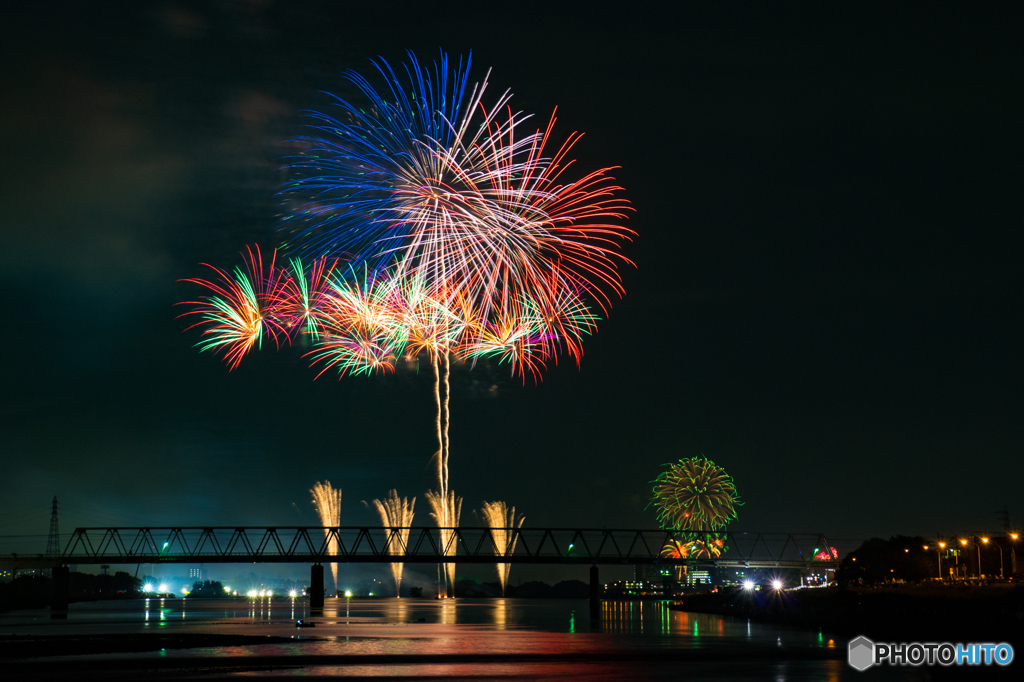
1;598;929;680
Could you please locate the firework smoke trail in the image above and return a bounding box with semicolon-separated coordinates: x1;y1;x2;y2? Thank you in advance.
310;481;343;594
178;246;291;369
480;501;524;596
425;489;462;598
366;490;416;597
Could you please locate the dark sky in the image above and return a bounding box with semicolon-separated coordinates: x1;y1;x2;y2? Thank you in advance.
2;1;1022;551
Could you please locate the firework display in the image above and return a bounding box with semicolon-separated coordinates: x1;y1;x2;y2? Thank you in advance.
651;457;741;531
367;490;416;597
180;51;632;585
661;537;725;560
182;259;602;379
310;481;343;593
281;51;633;320
480;501;524;596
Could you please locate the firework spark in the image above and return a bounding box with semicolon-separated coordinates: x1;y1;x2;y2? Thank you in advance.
275;256;338;340
310;481;343;594
480;501;524;596
651;457;741;531
178;246;290;369
367;490;416;597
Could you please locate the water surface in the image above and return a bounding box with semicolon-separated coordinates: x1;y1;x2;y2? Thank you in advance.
1;597;931;680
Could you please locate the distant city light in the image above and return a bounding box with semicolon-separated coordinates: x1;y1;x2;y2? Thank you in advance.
344;590;352;597
158;584;168;593
247;590;258;597
743;581;754;590
289;590;297;598
772;580;782;590
224;586;232;593
143;583;154;592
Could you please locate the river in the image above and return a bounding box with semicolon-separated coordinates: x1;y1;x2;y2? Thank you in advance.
1;596;933;679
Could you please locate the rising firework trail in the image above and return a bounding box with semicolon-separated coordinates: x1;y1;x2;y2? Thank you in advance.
479;500;524;596
310;481;343;594
366;490;416;597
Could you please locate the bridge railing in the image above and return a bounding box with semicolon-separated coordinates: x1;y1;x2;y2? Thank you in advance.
53;527;841;567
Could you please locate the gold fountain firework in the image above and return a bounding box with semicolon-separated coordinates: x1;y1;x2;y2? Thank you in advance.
367;490;416;597
425;489;462;598
480;501;525;596
310;481;342;594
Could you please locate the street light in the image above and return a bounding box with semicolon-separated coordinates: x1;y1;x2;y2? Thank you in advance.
960;538;982;579
981;538;1004;579
934;542;946;581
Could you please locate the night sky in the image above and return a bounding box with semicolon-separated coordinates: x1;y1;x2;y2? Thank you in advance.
2;2;1022;555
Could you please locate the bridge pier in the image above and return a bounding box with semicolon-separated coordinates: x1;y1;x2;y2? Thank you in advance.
50;565;69;611
589;565;600;619
310;563;324;609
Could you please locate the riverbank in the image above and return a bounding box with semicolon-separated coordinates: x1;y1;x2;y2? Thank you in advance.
678;584;1024;645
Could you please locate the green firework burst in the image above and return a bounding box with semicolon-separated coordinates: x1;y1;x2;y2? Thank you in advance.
651;456;741;531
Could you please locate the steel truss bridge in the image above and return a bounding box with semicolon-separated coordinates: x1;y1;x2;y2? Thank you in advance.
2;527;839;570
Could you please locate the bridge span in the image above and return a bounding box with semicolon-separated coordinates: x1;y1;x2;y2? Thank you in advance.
2;526;839;611
4;526;838;569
